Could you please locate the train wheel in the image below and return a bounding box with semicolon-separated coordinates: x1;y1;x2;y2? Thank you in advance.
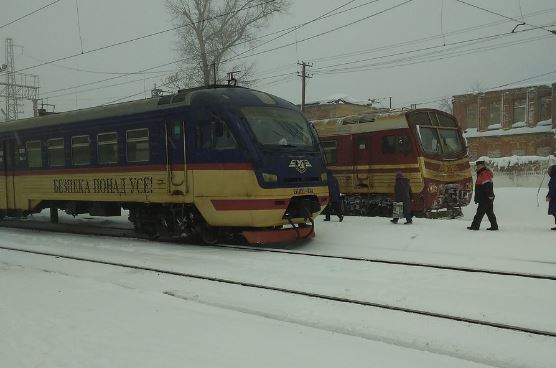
201;224;219;244
143;222;160;239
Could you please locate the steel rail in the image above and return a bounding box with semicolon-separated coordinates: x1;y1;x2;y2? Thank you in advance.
1;245;555;339
1;219;555;281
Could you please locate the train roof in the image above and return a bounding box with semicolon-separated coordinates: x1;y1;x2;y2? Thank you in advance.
0;86;297;133
311;110;412;137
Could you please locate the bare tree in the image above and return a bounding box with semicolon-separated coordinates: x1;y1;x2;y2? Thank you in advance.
165;0;290;89
438;96;453;114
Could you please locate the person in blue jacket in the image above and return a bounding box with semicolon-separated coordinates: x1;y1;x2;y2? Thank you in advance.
547;164;556;230
324;169;343;222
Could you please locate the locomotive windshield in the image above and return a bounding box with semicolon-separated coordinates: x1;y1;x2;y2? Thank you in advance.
241;107;316;149
411;111;465;156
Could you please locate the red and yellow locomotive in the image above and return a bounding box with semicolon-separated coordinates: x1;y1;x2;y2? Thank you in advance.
312;108;473;217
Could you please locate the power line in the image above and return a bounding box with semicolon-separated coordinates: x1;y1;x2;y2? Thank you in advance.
21;52;173;76
246;5;556;81
454;0;556;35
46;71;174;99
14;0;278;74
224;0;415;63
314;33;551;75
40;0;396;98
0;0;63;30
231;0;380;60
310;5;556;64
312;26;548;74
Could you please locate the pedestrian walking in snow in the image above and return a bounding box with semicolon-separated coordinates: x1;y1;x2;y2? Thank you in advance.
391;171;413;224
324;169;344;222
546;164;556;230
468;160;498;231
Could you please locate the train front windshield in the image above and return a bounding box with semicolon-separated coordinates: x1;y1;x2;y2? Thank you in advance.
412;111;465;156
241;107;316;149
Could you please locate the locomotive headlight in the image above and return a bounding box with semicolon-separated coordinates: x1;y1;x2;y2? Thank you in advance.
262;172;278;183
320;172;327;182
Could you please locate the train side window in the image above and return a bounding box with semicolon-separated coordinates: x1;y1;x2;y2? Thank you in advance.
98;132;118;164
47;138;65;167
72;135;90;165
320;140;337;164
382;135;411;154
356;137;367;150
127;128;150;162
26;141;42;168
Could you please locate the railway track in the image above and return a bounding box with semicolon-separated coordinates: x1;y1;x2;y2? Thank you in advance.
1;218;555;281
2;244;555;339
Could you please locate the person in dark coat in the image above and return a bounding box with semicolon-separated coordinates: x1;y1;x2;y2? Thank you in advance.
324;169;343;222
391;171;413;224
468;160;498;230
546;164;556;230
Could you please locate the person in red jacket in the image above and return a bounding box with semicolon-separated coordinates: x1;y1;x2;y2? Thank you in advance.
467;160;499;231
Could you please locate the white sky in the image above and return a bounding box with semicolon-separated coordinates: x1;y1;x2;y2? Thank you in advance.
1;0;556;117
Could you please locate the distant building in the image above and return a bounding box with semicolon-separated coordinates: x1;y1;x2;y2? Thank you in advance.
301;96;385;121
453;82;555;160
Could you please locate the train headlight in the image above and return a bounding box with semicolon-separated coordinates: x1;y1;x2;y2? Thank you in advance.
320;172;327;182
262;172;278;183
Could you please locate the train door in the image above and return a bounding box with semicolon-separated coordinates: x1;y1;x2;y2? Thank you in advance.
2;140;16;212
165;120;188;195
353;135;371;188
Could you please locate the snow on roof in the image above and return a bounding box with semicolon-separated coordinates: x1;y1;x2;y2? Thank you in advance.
485;80;555;93
308;93;372;106
454;81;555;97
464;119;554;138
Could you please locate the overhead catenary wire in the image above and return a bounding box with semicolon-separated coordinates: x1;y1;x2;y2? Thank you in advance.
41;2;556;98
454;0;556;35
0;0;63;30
313;32;552;75
13;0;278;74
230;0;380;60
40;0;410;99
223;0;415;63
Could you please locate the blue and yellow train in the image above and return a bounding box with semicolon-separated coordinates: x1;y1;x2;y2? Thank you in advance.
0;86;329;244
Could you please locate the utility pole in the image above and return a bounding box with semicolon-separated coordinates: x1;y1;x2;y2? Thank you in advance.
0;38;40;121
297;61;313;112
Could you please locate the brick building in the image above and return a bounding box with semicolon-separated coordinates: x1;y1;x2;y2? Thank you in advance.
452;83;556;160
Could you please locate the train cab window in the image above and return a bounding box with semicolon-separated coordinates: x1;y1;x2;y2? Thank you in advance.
97;132;118;164
26;141;42;168
197;120;237;150
436;113;458;127
71;135;90;165
382;135;411;154
47;138;65;167
126;128;150;162
320;140;337;164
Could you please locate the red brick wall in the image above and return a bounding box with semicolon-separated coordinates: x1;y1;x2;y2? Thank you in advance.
467;133;554;160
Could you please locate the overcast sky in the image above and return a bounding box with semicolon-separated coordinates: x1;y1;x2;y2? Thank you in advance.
1;0;556;118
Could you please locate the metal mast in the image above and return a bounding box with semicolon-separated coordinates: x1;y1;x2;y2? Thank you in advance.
0;38;40;121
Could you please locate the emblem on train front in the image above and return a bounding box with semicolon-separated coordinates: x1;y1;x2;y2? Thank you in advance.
289;159;312;174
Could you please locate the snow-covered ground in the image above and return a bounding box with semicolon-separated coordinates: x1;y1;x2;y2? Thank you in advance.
1;187;555;368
